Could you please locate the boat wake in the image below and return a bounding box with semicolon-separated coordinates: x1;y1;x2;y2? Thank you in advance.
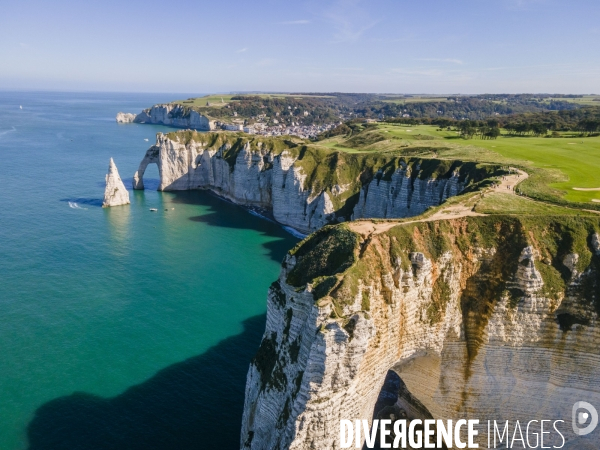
68;201;87;210
0;127;16;136
61;197;104;207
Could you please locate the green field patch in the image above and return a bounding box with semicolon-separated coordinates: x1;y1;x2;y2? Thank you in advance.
473;193;597;216
318;123;600;208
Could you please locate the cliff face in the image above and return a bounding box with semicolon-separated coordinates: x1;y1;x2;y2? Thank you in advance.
102;158;130;207
133;131;497;234
241;217;600;449
115;112;136;123
132;104;217;130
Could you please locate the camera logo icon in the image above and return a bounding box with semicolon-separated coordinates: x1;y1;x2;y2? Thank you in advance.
572;401;598;436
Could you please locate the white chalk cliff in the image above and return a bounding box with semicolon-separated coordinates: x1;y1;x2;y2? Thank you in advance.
116;105;216;129
241;218;600;449
115;112;136;123
136;104;217;130
132;132;495;234
102;158;130;207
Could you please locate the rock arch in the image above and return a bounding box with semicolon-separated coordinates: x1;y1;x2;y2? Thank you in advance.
370;369;449;450
132;146;160;190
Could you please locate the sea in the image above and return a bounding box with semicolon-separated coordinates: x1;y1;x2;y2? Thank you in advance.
0;91;299;450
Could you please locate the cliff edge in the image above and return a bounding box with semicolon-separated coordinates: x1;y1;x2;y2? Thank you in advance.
241;216;600;449
132;131;500;234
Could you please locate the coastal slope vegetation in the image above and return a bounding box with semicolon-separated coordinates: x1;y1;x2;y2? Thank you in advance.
314;119;600;208
149;93;600;127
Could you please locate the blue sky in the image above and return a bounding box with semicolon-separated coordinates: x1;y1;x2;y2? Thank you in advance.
1;0;598;93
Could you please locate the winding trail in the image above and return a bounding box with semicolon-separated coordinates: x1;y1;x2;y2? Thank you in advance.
349;168;529;236
490;168;528;194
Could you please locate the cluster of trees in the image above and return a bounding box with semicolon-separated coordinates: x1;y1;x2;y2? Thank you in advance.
355;95;580;121
500;111;600;136
384;107;600;136
504;122;551;136
457;120;501;139
179;93;598;129
576;119;600;135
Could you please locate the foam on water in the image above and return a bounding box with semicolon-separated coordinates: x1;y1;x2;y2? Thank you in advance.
68;201;87;210
0;126;16;136
283;226;308;239
248;210;307;239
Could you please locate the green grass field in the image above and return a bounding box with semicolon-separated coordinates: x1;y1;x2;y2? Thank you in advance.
318;123;600;206
380;95;600;106
473;192;597;216
541;95;600;106
172;95;237;108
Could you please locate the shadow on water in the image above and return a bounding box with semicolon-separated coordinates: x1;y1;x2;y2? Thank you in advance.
27;314;267;450
170;190;300;263
61;179;160;207
95;178;160;191
121;178;160;191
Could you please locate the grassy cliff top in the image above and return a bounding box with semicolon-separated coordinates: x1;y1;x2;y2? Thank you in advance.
162;130;502;212
289;216;600;291
163;130;500;182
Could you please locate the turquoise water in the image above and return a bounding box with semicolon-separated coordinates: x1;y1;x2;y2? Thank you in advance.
0;92;298;449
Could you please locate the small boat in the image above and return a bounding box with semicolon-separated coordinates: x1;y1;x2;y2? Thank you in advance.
149;208;158;212
144;138;149;141
19;105;22;109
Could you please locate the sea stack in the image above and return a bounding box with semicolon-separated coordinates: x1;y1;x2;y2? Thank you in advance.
102;158;130;207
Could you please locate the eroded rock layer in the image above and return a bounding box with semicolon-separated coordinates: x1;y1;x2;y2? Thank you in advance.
133;131;497;234
116;105;216;129
241;217;600;449
136;104;217;130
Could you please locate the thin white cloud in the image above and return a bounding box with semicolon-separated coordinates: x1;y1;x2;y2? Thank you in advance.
321;0;378;43
419;58;464;65
236;48;248;53
279;20;310;25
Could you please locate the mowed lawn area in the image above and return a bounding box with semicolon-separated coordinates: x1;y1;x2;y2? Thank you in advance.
376;124;600;203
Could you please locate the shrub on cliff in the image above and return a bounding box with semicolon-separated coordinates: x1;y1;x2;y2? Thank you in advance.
286;225;359;287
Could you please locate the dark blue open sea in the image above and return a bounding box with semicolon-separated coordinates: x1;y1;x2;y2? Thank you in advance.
0;91;298;450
